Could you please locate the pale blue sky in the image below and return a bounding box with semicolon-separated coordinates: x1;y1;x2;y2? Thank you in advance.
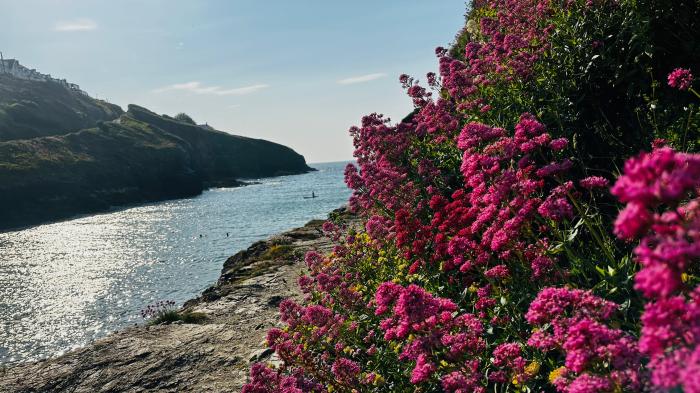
1;1;467;162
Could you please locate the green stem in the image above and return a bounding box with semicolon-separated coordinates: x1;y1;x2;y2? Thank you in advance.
567;192;617;266
689;87;700;100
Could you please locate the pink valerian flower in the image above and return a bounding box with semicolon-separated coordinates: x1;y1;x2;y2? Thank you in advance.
526;287;618;349
549;137;569;151
579;176;609;190
242;363;325;393
365;215;390;240
538;182;575;221
610;147;700;206
302;305;333;327
667;67;694;91
343;163;363;190
374;281;403;315
375;283;485;384
484;264;510;280
526;287;617;340
304;251;325;270
636;288;700;392
492;342;523;367
331;358;361;385
611;148;700;298
531;255;556;279
612;148;700;392
564;373;613;393
536;159;573;178
441;360;485;393
562;319;639;374
527;288;641;392
613;202;652;241
411;354;436;384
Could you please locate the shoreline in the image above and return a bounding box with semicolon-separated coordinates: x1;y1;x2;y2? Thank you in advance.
1;207;353;392
0;169;314;234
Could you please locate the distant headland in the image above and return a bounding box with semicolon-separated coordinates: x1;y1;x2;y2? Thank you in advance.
0;58;314;231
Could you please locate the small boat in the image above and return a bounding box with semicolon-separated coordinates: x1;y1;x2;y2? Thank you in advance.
303;191;318;199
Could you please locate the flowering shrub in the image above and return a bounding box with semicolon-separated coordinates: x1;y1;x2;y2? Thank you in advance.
243;1;699;391
611;146;700;392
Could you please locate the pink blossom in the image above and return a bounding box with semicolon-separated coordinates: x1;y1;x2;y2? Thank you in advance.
579;176;609;190
667;68;694;90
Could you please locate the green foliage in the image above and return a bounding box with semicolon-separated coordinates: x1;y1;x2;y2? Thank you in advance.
0;75;123;141
150;310;207;325
260;244;295;260
174;112;196;125
0;104;311;230
460;0;699;170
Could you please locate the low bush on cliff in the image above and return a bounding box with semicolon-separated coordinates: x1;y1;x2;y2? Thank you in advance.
140;300;206;325
244;1;699;392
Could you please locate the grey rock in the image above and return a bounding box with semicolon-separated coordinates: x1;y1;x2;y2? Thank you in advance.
2;208;357;393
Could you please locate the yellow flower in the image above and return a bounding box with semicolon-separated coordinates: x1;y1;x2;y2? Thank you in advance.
549;366;566;383
373;373;384;385
682;272;689;283
525;361;541;376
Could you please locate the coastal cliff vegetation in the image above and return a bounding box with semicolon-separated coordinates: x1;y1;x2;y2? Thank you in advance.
244;1;700;392
0;93;312;230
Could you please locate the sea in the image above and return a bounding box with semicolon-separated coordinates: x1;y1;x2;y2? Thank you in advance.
0;161;352;364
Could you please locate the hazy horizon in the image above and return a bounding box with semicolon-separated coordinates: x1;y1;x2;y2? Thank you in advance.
0;0;467;162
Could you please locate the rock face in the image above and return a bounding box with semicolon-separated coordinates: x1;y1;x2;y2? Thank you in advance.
1;209;355;392
0;105;313;231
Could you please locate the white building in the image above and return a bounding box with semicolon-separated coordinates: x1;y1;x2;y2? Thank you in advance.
0;57;89;96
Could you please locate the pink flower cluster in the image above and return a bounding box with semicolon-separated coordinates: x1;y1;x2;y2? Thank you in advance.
374;282;486;391
612;147;700;392
242;363;324;393
243;1;697;390
526;288;641;392
667;67;694;91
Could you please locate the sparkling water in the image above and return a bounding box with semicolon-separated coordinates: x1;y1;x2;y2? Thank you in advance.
0;161;352;364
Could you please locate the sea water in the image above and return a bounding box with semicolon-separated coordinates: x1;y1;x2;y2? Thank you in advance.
0;161;352;364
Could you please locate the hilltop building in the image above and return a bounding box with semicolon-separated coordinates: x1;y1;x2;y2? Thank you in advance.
0;55;89;96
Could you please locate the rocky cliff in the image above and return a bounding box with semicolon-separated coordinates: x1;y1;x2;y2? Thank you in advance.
0;104;312;231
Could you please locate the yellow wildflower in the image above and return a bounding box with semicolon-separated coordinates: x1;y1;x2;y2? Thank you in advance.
373;373;384;385
549;366;566;383
525;361;541;376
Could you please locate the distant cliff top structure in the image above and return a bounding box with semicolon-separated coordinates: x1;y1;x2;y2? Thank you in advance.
0;52;88;96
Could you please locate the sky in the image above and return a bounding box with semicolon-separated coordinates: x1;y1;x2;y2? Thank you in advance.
0;0;467;163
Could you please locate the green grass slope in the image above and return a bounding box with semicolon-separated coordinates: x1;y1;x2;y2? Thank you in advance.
0;106;312;231
0;74;123;141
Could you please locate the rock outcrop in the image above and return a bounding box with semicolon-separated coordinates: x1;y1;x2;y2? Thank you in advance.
1;209;354;392
0;105;313;231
